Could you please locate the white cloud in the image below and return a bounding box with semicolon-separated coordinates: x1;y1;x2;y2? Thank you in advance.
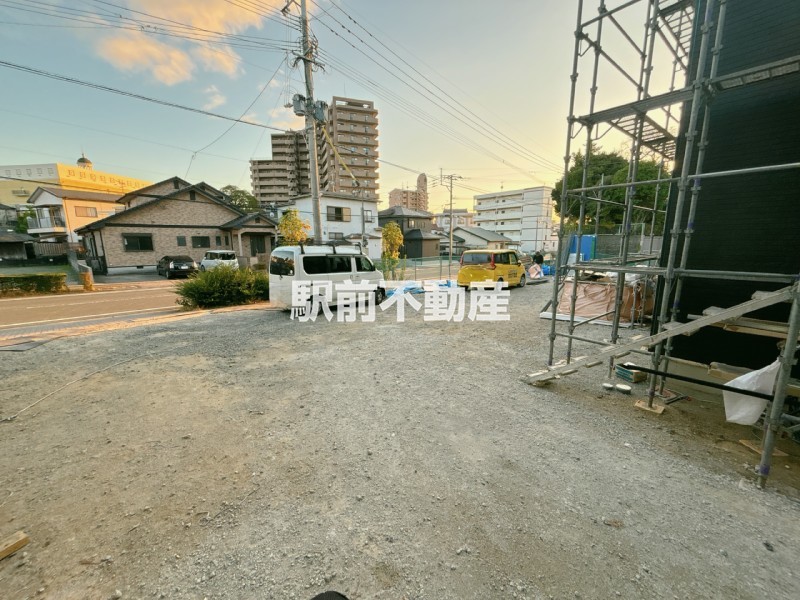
94;0;285;84
203;85;226;110
267;106;304;131
97;32;194;85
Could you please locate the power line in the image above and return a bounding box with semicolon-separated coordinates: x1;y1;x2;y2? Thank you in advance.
0;60;289;132
309;0;562;173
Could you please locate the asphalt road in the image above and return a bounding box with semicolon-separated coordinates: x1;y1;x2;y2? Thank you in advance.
0;285;182;338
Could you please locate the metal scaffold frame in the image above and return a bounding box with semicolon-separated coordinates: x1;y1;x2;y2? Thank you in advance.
544;0;800;488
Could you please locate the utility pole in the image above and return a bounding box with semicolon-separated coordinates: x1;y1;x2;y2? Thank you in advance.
439;170;462;279
287;0;324;244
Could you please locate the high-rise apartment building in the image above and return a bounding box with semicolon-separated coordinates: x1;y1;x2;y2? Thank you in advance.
250;96;379;208
250;132;310;207
388;173;428;211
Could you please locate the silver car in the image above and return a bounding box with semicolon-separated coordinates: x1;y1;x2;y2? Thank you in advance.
199;250;239;271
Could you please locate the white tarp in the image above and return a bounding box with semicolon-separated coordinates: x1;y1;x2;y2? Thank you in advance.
722;359;782;425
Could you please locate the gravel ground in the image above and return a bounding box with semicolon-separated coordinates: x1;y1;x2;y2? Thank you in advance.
1;282;798;600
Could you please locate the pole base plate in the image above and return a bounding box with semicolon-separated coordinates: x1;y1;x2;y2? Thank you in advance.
634;399;665;414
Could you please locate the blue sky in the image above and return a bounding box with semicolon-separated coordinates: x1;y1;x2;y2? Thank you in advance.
0;1;658;213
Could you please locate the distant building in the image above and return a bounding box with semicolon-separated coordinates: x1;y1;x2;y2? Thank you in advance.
0;155;151;207
250;96;380;208
473;186;556;252
250;133;311;207
378;205;439;258
433;207;474;231
27;186;124;243
452;226;513;250
320;97;380;200
388;173;428;211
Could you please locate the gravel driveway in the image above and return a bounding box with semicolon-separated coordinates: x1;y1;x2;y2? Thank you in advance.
1;282;798;599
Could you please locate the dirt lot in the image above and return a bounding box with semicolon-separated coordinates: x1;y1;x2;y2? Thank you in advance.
1;283;799;599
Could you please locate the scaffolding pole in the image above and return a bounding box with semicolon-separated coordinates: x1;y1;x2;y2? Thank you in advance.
542;0;800;488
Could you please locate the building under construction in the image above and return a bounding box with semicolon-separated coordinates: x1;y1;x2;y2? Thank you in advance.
531;0;800;487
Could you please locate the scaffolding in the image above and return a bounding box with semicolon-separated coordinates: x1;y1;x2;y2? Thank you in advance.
541;0;800;488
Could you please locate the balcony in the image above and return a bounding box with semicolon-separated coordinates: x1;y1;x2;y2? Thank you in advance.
27;215;67;235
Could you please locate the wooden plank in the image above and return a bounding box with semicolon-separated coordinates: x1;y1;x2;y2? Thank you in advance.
0;531;29;561
739;439;787;457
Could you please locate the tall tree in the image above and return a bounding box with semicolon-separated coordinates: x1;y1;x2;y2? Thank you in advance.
15;207;35;234
381;221;403;280
552;146;668;232
277;208;311;245
221;185;260;211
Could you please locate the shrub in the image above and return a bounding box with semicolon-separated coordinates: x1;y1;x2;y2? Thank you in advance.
0;273;68;296
175;267;269;309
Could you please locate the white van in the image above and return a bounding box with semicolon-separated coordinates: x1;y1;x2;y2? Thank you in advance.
199;250;238;271
269;245;385;310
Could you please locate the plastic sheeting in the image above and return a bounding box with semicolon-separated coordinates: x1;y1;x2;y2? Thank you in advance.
555;280;654;324
722;359;781;425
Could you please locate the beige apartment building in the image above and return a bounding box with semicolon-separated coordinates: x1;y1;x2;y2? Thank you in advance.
250;96;379;207
388;173;428;212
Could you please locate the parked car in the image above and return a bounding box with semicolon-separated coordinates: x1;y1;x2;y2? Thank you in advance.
157;255;197;279
199;250;238;271
457;249;527;288
268;245;386;310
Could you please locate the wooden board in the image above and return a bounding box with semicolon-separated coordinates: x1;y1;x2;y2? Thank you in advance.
739;439;788;457
0;531;29;561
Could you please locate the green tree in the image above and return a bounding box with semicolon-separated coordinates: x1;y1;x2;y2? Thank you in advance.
381;221;403;280
221;185;260;211
15;207;35;234
277;208;311;245
552;146;668;232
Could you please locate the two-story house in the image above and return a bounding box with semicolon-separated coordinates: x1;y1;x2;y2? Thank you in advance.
377;206;440;258
278;192;382;259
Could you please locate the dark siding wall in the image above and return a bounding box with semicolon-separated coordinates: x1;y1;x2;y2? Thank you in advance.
661;0;800;372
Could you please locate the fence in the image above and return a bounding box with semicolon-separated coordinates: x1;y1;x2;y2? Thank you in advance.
33;241;69;257
374;256;462;281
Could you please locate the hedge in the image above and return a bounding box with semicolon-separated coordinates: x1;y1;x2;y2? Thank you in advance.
0;273;68;296
175;266;269;309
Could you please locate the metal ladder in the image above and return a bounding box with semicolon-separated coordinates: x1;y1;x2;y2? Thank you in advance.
525;285;795;385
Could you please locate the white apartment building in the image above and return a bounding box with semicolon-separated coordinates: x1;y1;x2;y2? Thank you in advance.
473;186;557;252
279;192;382;259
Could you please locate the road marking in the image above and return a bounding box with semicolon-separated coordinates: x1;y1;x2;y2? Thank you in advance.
25;294;176;308
0;307;180;329
0;286;176;303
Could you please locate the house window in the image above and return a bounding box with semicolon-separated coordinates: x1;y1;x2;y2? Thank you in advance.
408;219;416;228
122;233;153;252
363;147;368;155
329;232;344;240
75;206;97;217
363;210;374;223
224;235;229;245
326;206;351;222
177;236;186;247
216;235;222;246
191;236;211;248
